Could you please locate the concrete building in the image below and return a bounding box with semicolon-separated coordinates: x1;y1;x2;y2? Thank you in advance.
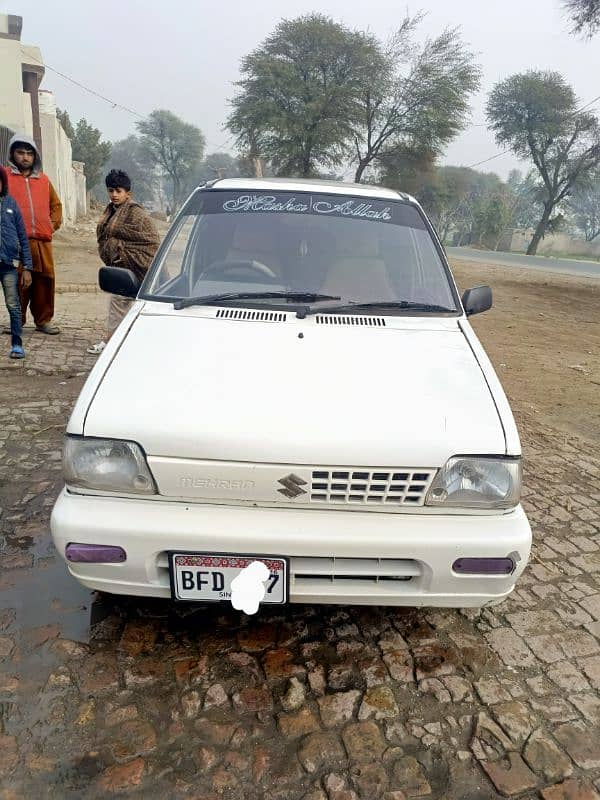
0;13;86;224
0;15;43;152
39;89;86;224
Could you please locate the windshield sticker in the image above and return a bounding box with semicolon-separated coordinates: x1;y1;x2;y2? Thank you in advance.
222;194;393;221
223;195;310;213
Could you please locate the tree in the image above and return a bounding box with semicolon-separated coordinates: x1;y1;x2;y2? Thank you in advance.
227;14;380;177
380;155;512;246
136;110;205;209
421;167;476;243
191;152;243;185
564;0;600;35
487;71;600;254
56;109;112;191
352;18;481;182
441;169;506;246
376;145;439;208
236;148;273;179
506;170;540;229
472;187;514;249
56;108;74;139
569;169;600;240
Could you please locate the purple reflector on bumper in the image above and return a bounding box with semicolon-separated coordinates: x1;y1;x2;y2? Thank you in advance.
453;557;514;575
66;543;126;563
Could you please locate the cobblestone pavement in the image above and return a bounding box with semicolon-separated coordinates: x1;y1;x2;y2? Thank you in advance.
1;299;600;799
0;291;105;377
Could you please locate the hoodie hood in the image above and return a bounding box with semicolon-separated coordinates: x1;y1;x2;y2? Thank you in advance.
8;133;42;174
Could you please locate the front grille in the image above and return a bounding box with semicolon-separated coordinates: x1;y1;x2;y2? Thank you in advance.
310;468;436;506
291;557;420;583
215;308;287;322
315;315;386;327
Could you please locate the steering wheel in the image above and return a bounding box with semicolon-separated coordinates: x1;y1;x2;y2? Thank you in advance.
200;259;278;281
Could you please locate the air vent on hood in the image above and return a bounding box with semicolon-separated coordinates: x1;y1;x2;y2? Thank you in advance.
215;308;288;322
315;315;386;327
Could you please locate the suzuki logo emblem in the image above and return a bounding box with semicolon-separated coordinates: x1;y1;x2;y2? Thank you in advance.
277;473;308;499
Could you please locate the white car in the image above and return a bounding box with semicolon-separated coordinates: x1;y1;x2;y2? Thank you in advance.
51;178;531;608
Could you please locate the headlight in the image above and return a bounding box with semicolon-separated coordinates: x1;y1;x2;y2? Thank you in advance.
64;436;157;495
425;456;521;509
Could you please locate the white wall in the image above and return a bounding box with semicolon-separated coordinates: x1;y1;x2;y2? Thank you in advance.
38;88;87;225
40;111;82;225
21;91;33;137
0;37;29;133
510;229;600;258
38;88;55;116
72;161;87;218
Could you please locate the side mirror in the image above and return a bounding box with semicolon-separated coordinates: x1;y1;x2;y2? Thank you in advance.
461;285;492;316
99;266;141;298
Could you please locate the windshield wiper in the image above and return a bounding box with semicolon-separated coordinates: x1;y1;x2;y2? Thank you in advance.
174;291;341;310
297;300;456;318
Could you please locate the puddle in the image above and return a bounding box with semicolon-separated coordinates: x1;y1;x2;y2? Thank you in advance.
0;546;91;735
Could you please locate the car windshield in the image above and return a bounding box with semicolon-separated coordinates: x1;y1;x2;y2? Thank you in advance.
143;189;458;313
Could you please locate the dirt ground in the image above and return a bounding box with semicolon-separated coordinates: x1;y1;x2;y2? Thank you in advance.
450;260;600;446
51;221;600;446
51;218;170;288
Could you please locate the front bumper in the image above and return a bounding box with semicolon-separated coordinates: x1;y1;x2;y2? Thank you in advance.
50;490;531;607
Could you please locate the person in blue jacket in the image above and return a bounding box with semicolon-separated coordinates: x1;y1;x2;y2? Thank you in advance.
0;165;33;358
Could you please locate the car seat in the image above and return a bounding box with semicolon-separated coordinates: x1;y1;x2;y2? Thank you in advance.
224;215;284;278
319;225;396;302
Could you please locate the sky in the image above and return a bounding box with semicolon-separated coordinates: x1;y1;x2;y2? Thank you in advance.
2;0;599;180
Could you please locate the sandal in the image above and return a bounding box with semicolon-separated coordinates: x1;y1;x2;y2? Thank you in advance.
9;345;25;359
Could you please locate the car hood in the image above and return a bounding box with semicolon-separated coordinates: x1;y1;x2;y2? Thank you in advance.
82;310;506;465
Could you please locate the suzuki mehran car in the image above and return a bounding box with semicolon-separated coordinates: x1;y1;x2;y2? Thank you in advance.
51;178;531;608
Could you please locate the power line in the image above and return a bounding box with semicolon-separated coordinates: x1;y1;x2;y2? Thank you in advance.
29;52;237;153
573;93;600;114
467;91;600;132
466;149;511;169
204;134;235;153
25;52;145;118
465;92;600;169
45;64;145;118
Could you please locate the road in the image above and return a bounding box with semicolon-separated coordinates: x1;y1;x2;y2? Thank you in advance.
447;246;600;279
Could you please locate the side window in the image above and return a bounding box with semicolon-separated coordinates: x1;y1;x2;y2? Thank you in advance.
150;215;196;295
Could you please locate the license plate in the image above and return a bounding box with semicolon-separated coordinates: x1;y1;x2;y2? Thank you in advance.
169;552;288;604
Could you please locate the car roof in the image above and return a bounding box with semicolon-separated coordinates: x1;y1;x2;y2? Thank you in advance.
208;177;415;204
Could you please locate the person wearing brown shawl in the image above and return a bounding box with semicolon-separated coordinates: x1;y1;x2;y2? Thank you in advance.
90;170;160;353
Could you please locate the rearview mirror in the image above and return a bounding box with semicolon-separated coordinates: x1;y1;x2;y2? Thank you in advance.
462;285;492;316
99;266;141;298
